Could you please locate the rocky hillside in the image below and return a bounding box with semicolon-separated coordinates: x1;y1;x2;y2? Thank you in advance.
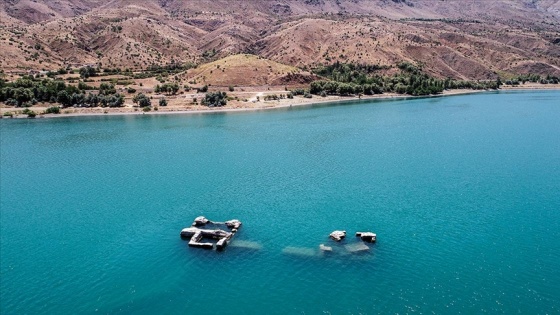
1;0;559;79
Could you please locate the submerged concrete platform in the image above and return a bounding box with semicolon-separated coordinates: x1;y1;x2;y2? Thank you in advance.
282;246;317;257
344;242;370;253
228;240;263;250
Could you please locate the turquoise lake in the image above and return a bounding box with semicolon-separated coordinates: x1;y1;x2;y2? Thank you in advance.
1;90;559;314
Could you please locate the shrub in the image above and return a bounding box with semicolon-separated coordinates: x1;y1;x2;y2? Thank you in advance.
78;81;95;90
155;83;179;95
264;94;280;101
292;88;306;96
229;85;235;92
45;106;60;114
99;83;116;95
22;108;36;118
159;98;168;107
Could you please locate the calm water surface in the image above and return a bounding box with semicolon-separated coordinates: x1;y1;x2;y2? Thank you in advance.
1;90;559;314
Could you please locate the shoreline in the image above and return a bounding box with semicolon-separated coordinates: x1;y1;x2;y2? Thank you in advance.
1;86;558;119
39;89;483;118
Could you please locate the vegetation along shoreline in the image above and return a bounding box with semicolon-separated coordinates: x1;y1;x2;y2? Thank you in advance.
2;58;559;119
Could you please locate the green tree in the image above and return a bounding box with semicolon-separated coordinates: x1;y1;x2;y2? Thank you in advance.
133;93;151;107
57;90;71;107
79;66;97;79
201;91;227;107
13;88;34;106
99;83;116;95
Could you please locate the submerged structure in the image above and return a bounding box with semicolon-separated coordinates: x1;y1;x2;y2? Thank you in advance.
329;230;347;242
283;230;377;258
180;216;242;251
355;232;377;243
181;219;375;255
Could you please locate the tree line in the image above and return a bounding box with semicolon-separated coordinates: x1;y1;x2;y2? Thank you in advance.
309;61;501;97
0;76;124;108
505;74;559;85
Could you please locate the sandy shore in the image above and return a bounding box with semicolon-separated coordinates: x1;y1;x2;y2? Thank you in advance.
1;86;558;119
500;83;560;90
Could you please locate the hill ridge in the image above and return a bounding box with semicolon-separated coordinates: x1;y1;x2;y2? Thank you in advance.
1;0;559;79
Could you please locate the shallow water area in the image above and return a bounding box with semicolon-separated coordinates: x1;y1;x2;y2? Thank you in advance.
1;90;560;314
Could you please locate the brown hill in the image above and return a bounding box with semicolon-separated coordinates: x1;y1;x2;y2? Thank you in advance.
180;54;317;87
1;0;559;80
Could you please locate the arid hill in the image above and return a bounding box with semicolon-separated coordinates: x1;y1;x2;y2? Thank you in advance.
180;54;317;86
1;0;559;80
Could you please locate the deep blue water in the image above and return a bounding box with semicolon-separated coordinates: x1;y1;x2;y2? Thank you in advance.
1;90;559;314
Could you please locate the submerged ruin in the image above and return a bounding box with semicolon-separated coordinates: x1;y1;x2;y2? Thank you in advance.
180;216;242;251
329;230;347;242
180;218;376;256
356;231;377;243
283;230;377;258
